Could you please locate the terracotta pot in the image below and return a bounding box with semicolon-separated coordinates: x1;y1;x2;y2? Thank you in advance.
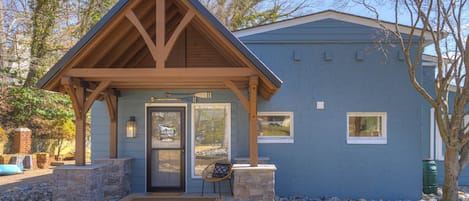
35;153;49;169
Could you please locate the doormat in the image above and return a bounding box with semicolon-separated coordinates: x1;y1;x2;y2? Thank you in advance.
121;194;220;201
129;198;217;201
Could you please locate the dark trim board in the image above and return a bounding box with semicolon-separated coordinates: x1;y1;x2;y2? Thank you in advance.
146;106;186;193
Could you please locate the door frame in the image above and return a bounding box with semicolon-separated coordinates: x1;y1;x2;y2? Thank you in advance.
145;103;188;192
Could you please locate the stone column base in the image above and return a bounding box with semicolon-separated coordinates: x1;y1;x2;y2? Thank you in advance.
51;164;107;201
51;158;133;201
232;164;277;201
94;158;133;201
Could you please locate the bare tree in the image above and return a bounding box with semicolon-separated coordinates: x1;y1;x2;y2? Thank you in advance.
345;0;468;200
200;0;315;30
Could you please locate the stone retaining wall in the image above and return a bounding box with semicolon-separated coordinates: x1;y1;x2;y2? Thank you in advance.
233;164;277;201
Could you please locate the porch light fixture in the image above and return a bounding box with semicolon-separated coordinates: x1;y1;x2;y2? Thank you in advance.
126;116;137;138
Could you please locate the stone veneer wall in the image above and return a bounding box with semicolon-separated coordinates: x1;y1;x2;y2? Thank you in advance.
51;158;132;201
94;158;132;201
232;164;277;201
52;164;106;201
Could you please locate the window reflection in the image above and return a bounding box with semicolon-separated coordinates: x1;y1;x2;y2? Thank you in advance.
192;104;230;176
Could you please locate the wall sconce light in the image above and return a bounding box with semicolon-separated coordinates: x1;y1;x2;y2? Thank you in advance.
126;116;137;138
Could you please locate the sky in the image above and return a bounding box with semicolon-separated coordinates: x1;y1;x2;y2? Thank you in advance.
306;1;469;56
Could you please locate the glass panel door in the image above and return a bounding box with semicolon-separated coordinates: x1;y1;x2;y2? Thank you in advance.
147;107;185;192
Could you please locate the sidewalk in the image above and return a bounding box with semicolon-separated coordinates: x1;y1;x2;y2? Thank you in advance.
0;160;75;192
0;168;53;192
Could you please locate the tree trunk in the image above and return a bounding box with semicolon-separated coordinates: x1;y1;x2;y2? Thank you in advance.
56;138;63;161
443;147;460;201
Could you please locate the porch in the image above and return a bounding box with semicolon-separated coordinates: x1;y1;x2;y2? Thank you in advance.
37;0;281;200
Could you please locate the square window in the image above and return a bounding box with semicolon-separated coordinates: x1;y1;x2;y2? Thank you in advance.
257;112;294;143
347;112;387;144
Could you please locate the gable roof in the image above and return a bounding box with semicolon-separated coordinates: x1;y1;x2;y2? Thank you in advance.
234;9;434;43
37;0;282;97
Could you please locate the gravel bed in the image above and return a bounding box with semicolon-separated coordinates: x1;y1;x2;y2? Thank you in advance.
0;182;52;201
274;188;469;201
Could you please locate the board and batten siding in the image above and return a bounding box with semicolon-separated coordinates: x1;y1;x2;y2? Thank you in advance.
91;90;248;193
240;19;425;200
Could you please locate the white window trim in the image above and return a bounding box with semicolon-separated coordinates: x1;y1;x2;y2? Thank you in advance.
346;112;387;145
435;126;444;161
257;112;294;144
430;108;435;160
433;112;469;161
433;109;445;161
191;103;231;179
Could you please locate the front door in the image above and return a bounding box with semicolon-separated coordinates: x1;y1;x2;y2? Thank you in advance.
147;107;185;192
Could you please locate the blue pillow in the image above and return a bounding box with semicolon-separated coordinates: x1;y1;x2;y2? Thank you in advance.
212;163;231;178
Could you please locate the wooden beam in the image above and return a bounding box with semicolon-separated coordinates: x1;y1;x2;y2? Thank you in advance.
126;10;158;61
61;77;83;120
66;68;254;79
164;9;195;59
249;76;259;167
42;0;141;91
224;80;249;111
96;2;156;66
62;78;87;166
84;80;111;113
156;0;165;68
105;94;118;158
111;83;248;90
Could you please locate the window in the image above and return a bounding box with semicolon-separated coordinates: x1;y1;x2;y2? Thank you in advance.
191;103;230;178
257;112;294;143
347;112;387;144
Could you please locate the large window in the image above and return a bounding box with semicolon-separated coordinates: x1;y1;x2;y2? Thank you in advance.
347;112;387;144
258;112;294;143
191;103;230;178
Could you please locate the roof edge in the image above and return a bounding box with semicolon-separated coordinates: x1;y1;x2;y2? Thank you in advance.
234;10;434;43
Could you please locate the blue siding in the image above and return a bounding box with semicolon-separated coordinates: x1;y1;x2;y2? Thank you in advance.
241;19;424;200
91;101;111;159
91;18;428;200
421;65;435;160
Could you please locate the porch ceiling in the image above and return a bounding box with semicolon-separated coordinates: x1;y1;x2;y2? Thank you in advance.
37;0;281;100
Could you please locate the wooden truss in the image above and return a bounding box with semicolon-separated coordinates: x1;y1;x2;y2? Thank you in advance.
49;0;276;166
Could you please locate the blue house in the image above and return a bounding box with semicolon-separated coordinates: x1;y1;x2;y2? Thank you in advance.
38;0;436;200
423;54;469;186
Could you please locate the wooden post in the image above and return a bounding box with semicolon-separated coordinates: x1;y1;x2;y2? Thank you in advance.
62;78;87;166
105;95;118;158
249;76;259;167
74;85;87;166
62;78;112;165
